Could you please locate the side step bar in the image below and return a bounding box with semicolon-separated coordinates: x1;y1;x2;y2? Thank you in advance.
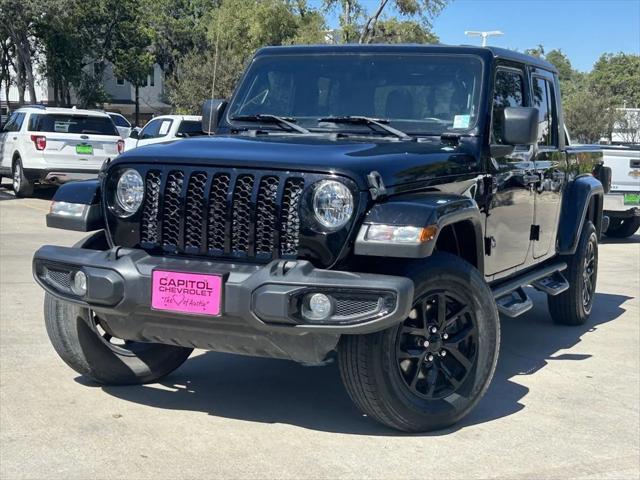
491;262;568;318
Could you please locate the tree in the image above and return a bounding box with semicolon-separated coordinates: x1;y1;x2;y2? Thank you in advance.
109;0;155;125
545;49;573;82
324;0;445;44
166;0;326;112
0;0;38;104
591;53;640;108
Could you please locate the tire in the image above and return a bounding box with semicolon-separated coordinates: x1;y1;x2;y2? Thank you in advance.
338;253;500;432
44;294;193;385
548;221;598;326
604;216;640;238
12;158;34;197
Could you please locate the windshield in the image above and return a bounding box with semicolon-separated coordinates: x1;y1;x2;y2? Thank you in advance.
227;53;483;136
29;114;119;136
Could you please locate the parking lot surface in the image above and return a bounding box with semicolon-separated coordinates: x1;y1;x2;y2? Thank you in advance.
1;180;638;480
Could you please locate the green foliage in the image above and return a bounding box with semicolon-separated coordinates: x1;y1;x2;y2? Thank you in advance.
591;53;640;107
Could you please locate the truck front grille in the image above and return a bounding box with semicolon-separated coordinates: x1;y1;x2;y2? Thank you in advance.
138;168;306;260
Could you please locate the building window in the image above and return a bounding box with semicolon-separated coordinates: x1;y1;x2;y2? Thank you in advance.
93;63;100;76
116;77;125;86
149;67;155;87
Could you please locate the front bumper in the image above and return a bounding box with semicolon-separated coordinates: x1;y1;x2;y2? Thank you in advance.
33;245;413;361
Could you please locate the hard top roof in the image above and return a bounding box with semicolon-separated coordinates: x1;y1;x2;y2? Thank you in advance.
255;43;558;73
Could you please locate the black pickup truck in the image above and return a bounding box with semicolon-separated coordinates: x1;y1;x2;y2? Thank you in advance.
33;45;606;432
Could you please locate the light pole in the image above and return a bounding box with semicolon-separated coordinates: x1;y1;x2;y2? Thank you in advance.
465;30;504;47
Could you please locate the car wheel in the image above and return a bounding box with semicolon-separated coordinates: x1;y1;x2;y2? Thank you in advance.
45;294;193;385
12;158;34;197
548;221;598;325
338;253;500;432
604;216;640;238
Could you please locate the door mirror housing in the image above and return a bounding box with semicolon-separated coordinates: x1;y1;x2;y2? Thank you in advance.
502;107;539;146
202;99;227;134
129;128;139;140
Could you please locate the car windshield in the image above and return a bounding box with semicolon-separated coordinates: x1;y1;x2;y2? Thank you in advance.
29;114;119;136
227;53;483;136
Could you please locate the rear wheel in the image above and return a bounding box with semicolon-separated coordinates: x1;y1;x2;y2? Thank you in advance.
548;221;598;325
604;216;640;238
12;158;34;197
45;294;193;385
338;253;500;432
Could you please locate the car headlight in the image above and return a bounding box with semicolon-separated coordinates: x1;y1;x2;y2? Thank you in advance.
115;168;144;216
313;180;353;229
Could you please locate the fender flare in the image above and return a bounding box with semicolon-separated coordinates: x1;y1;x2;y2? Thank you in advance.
557;175;604;255
46;179;104;232
354;192;485;273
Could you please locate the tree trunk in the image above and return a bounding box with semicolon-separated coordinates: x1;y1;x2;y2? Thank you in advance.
359;0;389;44
135;84;140;126
15;59;25;105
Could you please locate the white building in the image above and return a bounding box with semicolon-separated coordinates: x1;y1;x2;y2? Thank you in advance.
612;107;640;145
1;61;170;126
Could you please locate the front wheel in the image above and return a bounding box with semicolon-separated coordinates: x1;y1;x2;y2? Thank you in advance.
45;294;193;385
338;253;500;432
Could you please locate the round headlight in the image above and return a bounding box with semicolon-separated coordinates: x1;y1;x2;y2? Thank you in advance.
115;169;144;216
313;180;354;229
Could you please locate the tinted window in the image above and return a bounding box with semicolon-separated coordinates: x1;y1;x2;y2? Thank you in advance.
3;112;25;132
29;114;118;135
532;77;557;147
228;54;483;135
109;114;130;128
492;69;525;144
177;120;204;137
140;119;173;139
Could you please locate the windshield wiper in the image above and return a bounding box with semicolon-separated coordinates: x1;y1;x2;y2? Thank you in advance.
318;116;412;141
231;114;310;134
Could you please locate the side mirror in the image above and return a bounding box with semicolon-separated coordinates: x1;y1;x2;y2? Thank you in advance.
202;99;227;134
129;128;139;140
502;107;539;146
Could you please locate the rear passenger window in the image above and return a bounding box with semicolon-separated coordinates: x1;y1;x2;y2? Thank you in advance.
177;120;204;137
2;112;25;132
492;69;525;144
28;114;118;135
532;77;557;147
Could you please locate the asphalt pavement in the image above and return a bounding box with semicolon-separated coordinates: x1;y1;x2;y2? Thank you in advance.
0;179;638;480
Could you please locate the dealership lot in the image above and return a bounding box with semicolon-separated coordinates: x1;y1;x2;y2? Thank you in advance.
0;181;638;480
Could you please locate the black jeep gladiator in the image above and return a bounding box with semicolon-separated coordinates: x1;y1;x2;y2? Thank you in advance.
33;45;606;432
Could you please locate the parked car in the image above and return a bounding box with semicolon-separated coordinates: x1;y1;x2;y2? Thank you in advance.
0;106;123;197
34;45;606;432
123;115;204;151
600;145;640;237
107;112;133;139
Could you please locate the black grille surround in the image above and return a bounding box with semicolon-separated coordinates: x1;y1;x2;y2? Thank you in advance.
105;165;359;265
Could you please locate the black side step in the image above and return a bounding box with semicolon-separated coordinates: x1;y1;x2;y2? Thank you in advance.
496;287;533;318
491;262;567;318
532;271;570;296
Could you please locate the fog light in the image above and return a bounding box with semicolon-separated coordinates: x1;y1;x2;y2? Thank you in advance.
71;270;87;296
303;293;333;321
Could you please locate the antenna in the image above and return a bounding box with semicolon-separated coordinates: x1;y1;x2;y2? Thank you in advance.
465;30;504;47
208;10;222;135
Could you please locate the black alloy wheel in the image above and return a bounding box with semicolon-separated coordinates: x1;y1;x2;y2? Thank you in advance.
396;290;478;400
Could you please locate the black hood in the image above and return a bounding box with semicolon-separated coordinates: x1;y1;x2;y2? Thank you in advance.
115;134;481;190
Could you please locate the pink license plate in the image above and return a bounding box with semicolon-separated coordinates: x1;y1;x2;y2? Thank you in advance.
151;270;223;316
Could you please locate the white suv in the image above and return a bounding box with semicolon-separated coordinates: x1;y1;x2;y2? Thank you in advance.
0;106;124;197
601;145;640;238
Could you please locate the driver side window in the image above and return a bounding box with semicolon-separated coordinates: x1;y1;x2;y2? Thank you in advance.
492;68;525;145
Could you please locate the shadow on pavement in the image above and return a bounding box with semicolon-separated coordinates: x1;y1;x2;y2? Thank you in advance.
94;289;631;436
599;233;640;244
0;180;57;201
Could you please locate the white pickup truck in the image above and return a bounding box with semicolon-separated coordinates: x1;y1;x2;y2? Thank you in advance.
601;145;640;238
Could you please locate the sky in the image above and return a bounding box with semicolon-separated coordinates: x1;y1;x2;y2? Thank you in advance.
314;0;640;72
